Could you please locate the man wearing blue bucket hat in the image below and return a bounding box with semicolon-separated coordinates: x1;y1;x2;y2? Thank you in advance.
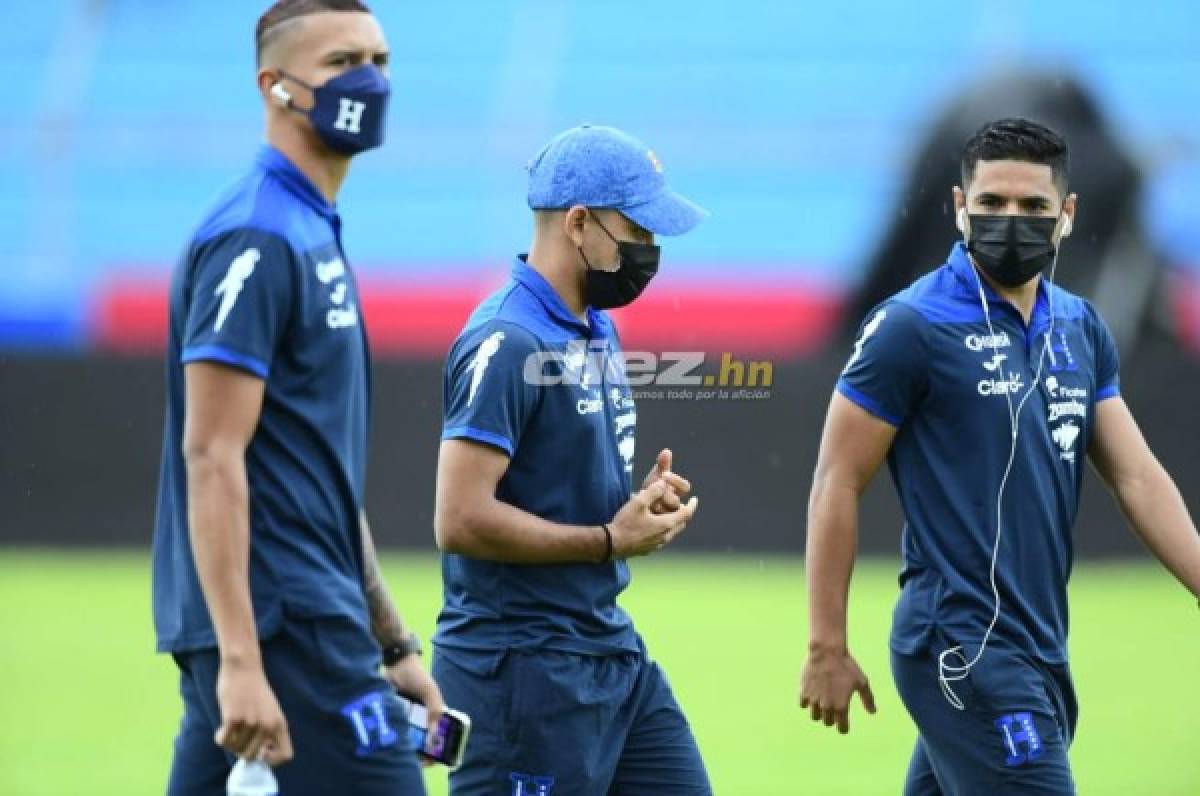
430;124;713;794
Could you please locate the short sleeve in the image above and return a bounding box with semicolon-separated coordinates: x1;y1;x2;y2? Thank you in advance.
181;229;295;379
1088;303;1120;401
835;302;928;427
441;322;541;457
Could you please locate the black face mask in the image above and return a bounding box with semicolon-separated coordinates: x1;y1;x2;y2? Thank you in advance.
966;214;1060;288
579;214;661;310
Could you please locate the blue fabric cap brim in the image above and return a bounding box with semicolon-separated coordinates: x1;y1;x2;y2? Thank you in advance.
620;188;709;236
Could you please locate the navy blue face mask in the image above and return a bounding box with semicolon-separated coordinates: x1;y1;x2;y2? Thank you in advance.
278;65;390;155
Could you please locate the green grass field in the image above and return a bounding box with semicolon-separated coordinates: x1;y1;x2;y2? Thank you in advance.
1;550;1197;795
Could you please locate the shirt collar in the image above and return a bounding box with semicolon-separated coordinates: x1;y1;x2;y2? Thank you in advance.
255;145;338;222
512;255;607;335
947;241;1052;320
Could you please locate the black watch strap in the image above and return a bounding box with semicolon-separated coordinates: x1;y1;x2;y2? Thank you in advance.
381;633;422;666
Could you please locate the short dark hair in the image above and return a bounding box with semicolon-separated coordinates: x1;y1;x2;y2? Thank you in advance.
961;117;1069;194
255;0;371;66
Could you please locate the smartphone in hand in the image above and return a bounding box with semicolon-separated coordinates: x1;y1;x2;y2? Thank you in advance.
396;693;471;770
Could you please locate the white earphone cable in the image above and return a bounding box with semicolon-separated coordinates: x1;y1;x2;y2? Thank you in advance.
937;216;1062;710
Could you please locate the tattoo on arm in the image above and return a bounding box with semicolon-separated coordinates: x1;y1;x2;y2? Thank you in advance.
360;513;409;646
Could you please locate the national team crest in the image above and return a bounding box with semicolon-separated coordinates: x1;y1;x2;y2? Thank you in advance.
510;772;555;795
1047;329;1078;372
340;692;400;757
995;712;1044;767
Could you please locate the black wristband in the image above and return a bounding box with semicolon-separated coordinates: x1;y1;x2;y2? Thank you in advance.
600;523;614;563
381;633;422;666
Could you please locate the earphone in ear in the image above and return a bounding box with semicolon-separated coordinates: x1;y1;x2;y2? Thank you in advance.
1060;214;1073;239
956;207;968;236
270;82;292;108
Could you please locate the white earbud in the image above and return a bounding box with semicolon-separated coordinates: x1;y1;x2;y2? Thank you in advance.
956;207;968;236
270;82;292;108
1060;214;1073;239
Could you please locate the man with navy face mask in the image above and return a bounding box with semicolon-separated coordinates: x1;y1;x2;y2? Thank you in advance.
799;118;1200;793
152;2;441;793
431;124;713;795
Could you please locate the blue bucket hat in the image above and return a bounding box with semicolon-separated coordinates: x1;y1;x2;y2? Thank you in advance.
526;124;708;236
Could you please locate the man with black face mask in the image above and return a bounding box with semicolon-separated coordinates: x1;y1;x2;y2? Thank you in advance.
799;118;1200;793
432;124;713;794
152;2;441;793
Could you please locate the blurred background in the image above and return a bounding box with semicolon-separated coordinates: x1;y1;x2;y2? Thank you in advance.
2;1;1199;794
4;0;1200;553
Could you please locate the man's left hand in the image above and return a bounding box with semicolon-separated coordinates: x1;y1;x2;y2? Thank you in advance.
641;448;692;514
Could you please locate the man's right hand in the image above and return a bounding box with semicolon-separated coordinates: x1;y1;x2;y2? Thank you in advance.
798;644;877;735
608;480;699;559
214;659;294;765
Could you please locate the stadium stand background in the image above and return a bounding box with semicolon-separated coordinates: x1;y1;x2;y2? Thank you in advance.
3;0;1199;552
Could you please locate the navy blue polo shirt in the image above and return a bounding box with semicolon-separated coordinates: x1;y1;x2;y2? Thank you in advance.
152;146;372;653
838;242;1120;665
434;255;639;657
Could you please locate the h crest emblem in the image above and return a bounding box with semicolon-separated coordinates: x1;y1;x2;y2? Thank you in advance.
995;712;1044;767
340;692;399;757
335;98;367;134
510;772;555;795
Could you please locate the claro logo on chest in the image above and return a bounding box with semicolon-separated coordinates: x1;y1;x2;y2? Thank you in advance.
327;305;359;329
314;257;359;330
576;395;604;414
978;373;1024;396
